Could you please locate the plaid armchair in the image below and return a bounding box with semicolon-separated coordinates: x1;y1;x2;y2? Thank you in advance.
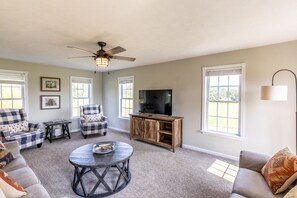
80;104;108;138
0;109;44;149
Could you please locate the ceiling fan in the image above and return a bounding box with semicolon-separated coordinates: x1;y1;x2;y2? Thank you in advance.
67;41;136;68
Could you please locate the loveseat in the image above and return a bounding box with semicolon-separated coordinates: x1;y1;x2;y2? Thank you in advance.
230;150;289;198
3;141;50;197
0;108;44;149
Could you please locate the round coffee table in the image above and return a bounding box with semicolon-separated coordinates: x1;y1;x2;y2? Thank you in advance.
69;141;133;197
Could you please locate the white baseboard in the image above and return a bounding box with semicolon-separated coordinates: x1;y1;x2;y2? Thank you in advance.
182;144;239;161
107;126;238;161
70;129;80;133
108;126;129;133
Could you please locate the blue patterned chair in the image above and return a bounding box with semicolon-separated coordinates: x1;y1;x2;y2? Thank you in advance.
0;109;44;149
80;104;108;139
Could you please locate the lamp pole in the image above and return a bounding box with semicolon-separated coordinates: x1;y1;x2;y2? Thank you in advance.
271;69;297;153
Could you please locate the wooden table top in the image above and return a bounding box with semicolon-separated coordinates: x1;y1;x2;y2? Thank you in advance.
69;141;133;168
44;120;72;126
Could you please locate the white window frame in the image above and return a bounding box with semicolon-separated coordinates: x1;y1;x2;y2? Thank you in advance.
201;63;245;138
0;69;28;113
70;76;93;118
118;76;134;119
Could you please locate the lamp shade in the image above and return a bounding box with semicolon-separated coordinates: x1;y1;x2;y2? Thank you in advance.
95;57;109;67
261;85;288;101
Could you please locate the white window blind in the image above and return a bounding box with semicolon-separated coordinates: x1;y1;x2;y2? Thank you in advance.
0;72;26;84
205;68;242;76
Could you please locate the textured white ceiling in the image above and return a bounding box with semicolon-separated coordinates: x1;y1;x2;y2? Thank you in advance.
1;0;297;71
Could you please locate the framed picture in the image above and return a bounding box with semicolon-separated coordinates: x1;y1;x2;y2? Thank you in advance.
41;77;61;92
40;95;60;110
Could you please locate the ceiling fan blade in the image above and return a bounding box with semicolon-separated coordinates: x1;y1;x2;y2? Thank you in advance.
67;46;97;55
105;46;126;55
112;55;136;62
68;56;95;59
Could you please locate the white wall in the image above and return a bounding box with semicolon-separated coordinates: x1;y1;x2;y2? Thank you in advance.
0;58;103;131
103;40;297;157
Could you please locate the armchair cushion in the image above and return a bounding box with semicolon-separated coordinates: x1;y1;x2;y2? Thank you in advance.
0;121;29;134
81;104;100;115
83;114;102;122
8;130;44;149
0;109;22;125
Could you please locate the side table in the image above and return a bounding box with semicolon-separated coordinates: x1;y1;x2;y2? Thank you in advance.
44;120;72;143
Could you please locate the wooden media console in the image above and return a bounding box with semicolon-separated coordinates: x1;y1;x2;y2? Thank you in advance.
130;113;183;152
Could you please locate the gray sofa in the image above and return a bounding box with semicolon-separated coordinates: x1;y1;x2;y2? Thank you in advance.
3;141;50;198
230;150;289;198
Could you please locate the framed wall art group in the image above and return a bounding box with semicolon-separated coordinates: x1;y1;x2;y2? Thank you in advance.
40;77;61;110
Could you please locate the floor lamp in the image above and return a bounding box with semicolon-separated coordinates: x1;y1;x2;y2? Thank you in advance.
260;69;297;153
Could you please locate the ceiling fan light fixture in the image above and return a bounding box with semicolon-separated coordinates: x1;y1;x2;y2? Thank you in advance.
95;57;109;67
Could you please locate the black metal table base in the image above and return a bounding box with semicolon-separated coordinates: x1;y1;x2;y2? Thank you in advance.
44;122;71;143
72;159;131;197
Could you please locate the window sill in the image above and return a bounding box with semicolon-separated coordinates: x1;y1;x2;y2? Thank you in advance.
199;130;245;141
118;116;130;120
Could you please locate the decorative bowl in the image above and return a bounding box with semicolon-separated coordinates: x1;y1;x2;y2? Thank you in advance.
92;143;115;154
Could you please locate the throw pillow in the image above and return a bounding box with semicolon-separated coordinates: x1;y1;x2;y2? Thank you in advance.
0;121;29;134
0;143;14;169
284;185;297;198
0;188;6;198
84;114;102;122
0;169;27;197
261;147;297;194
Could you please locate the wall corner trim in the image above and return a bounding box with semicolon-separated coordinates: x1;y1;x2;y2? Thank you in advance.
182;144;239;161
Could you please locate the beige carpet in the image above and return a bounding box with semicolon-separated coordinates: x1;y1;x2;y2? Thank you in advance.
21;130;237;198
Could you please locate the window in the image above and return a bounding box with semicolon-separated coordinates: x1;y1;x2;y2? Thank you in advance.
202;64;245;137
118;76;134;118
0;70;27;109
71;77;93;117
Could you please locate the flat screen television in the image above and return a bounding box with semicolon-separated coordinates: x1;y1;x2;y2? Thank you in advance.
139;89;172;116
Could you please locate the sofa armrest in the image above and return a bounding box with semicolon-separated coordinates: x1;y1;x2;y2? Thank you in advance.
80;117;86;124
239;150;270;173
101;116;107;121
1;130;12;141
29;123;42;132
3;141;20;157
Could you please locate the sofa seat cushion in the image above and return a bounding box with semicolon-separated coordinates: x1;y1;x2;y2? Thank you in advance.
233;168;285;198
3;155;27;172
7;167;39;188
82;121;107;128
24;184;51;198
8;130;44;149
